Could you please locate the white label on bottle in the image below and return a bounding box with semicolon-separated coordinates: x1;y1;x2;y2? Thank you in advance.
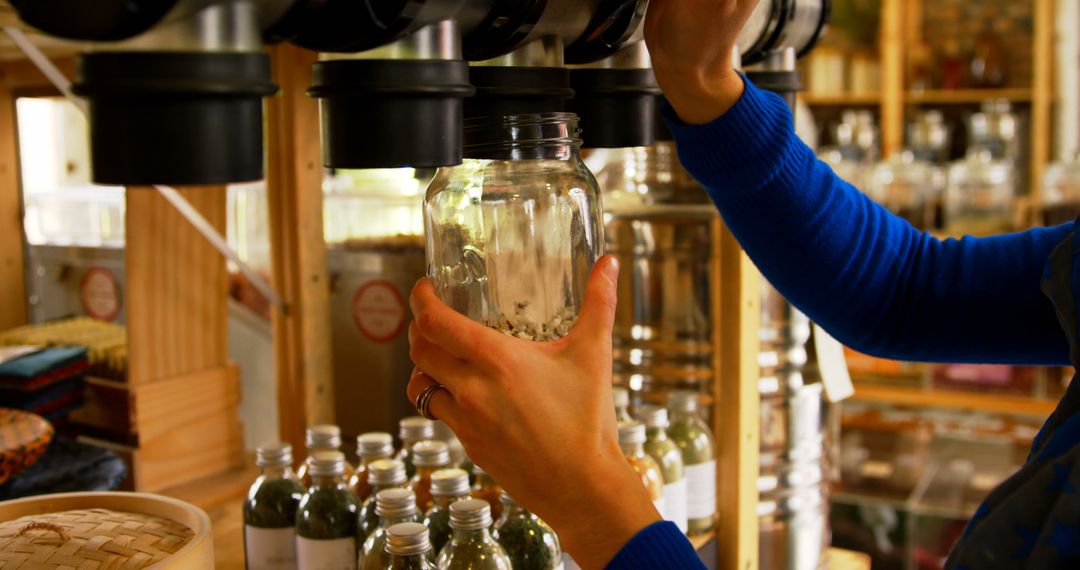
685;460;717;521
663;479;689;534
244;526;297;570
296;536;356;570
653;497;667;518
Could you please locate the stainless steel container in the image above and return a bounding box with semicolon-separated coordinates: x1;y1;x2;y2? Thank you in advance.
758;485;830;570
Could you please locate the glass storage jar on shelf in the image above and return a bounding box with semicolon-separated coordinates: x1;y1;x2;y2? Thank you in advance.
1042;153;1080;226
944;148;1016;236
424;113;603;341
864;151;945;230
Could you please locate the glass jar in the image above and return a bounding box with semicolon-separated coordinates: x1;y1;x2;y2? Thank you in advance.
613;386;633;423
638;406;688;534
350;432;395;502
244;442;305;570
438;499;513;569
585;141;706;208
864;151;944;230
410;440;452;513
295;451;360;570
358;459;409;544
424;468;472;554
424;113;604;341
944;148;1015;236
1042;153;1080;226
297;424;354;487
493;493;562;570
384;522;436;570
398;417;435;479
472;465;503;522
360;488;422;570
619;421;666;515
668;391;716;535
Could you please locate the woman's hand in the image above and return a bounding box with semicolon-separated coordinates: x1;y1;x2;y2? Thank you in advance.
407;256;660;569
645;0;760;124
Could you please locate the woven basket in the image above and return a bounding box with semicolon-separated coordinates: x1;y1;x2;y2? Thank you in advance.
0;492;212;569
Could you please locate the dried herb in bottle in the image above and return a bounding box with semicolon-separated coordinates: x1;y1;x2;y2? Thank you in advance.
493;492;562;570
423;467;472;554
437;499;512;570
385;522;436;570
295;451;360;570
244;442;305;570
668;391;716;535
350;432;395;502
410;440;451;513
397;417;435;479
357;458;409;545
297;424;355;487
471;465;503;521
639;405;688;533
619;421;666;516
360;488;421;570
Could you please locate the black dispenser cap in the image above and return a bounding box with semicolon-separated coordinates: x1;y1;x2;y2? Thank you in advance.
465;66;574;120
10;0;178;42
744;70;802;112
569;68;661;148
309;59;475;169
72;51;277;186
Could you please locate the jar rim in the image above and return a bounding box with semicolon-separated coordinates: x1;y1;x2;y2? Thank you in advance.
462;112;582;158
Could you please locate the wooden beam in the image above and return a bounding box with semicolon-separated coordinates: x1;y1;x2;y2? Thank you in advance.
880;0;906;157
713;219;760;570
1031;0;1056;210
265;44;334;456
0;65;25;331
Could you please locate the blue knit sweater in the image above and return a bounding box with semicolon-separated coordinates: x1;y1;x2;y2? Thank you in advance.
604;77;1074;568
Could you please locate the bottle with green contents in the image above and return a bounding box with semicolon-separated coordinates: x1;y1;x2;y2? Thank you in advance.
424;467;472;554
471;465;503;522
437;499;513;569
384;522;436;570
667;391;716;535
613;386;633;423
397;417;435;479
493;492;562;570
350;432;394;502
357;458;409;544
360;488;421;570
638;405;688;533
297;424;355;487
295;450;360;570
618;421;666;516
410;440;451;513
243;442;305;570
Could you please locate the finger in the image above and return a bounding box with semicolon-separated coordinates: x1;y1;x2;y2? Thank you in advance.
408;325;477;389
569;255;620;343
410;278;503;360
406;368;464;428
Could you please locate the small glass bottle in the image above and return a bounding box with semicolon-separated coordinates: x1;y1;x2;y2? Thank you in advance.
471;465;503;522
438;499;513;570
638;406;688;534
424;113;604;341
295;451;360;570
619;421;666;516
360;488;421;570
384;522;436;570
397;417;436;479
297;424;355;487
668;391;716;535
410;440;452;513
243;442;305;570
493;492;562;570
358;458;409;544
613;386;633;423
424;467;472;554
350;432;394;502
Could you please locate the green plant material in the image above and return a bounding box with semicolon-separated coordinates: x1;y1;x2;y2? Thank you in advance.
296;485;360;540
244;477;305;528
494;515;560;570
438;530;512;570
424;506;452;554
644;428;685;486
386;554;436;570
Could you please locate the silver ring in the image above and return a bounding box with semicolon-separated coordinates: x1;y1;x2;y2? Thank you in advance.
416;381;446;420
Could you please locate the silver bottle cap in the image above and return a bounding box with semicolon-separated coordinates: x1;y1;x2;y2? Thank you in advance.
431;468;471;497
399;416;435;441
368;458;407;487
255;441;293;468
449;499;493;531
357;432;394;459
376;487;418;518
412;440;451;468
612;386;630;408
385;522;431;557
306;424;342;450
668;391;700;414
637;405;669;429
308;450;346;477
618;421;646;445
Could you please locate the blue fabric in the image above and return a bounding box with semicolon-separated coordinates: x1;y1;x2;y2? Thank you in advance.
605;521;705;570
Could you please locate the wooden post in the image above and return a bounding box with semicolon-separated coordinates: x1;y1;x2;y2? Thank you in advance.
713;219;761;570
265;44;334;456
1031;0;1055;210
880;0;906;157
0;67;27;331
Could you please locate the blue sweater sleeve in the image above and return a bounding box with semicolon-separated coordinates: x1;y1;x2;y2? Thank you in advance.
664;77;1071;366
606;521;705;569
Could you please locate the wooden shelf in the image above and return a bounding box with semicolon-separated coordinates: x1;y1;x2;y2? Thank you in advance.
850;383;1057;417
907;88;1033;104
689;530;715;552
803;92;882;106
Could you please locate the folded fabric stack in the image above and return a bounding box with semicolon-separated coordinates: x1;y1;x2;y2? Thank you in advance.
0;317;126;381
0;347;89;430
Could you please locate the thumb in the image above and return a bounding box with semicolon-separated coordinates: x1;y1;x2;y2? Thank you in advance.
570;255;620;343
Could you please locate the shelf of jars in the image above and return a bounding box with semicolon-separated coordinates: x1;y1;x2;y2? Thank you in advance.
803;92;883;106
907;88;1034;105
849;382;1057;419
